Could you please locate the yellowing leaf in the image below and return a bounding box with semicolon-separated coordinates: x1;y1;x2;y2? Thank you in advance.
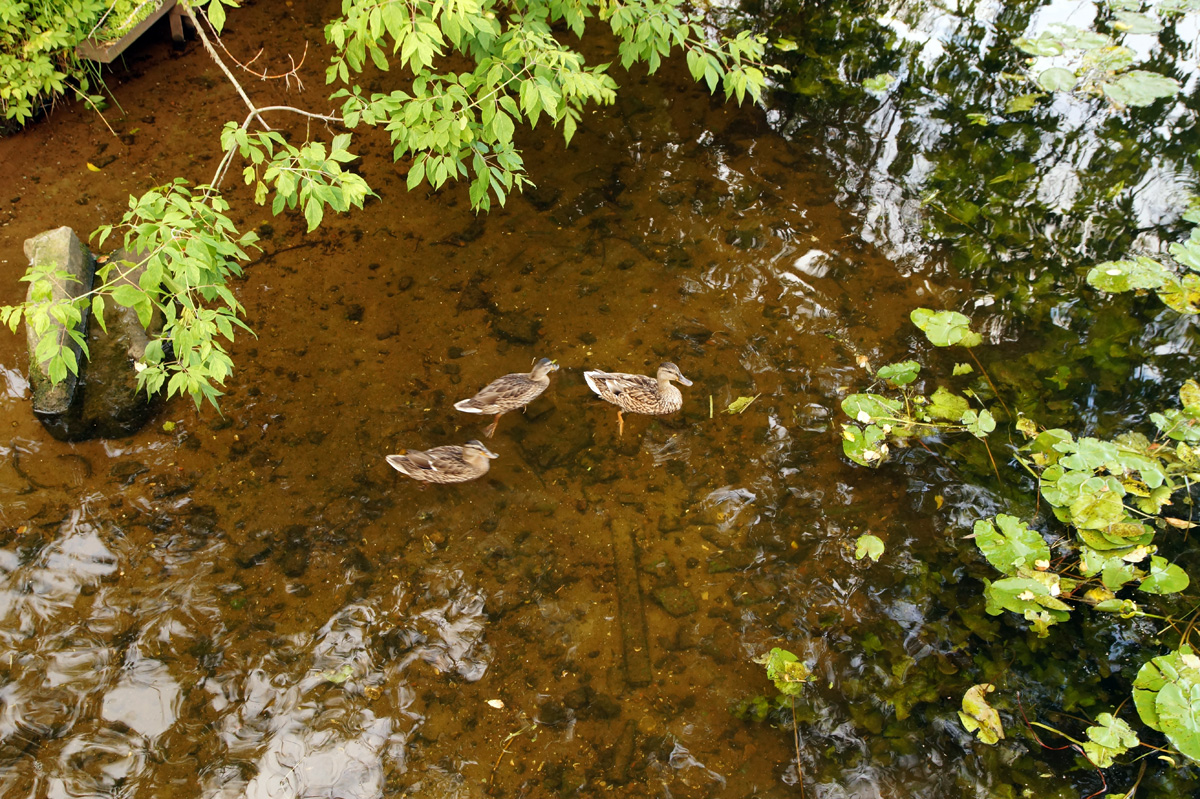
959;683;1004;744
86;162;101;172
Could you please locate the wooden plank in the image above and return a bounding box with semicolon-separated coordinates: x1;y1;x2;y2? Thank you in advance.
611;516;652;687
77;0;177;64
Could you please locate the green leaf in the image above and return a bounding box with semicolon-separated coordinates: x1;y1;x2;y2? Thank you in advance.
91;295;107;333
855;534;884;562
983;577;1071;620
111;283;145;308
1139;556;1190;595
1005;93;1044;113
1082;713;1139;768
1112;11;1162;34
841;423;889;467
841;393;903;423
724;395;760;414
1068;481;1128;530
1087;257;1173;293
1102;70;1180;107
876;360;920;386
1014;34;1063;57
863;73;897;93
952;363;973;376
910;308;982;347
973;515;1050;574
1134;645;1200;760
927;386;970;421
1181;379;1200;411
1036;67;1076;92
208;0;227;34
752;647;813;697
962;409;996;438
959;683;1004;744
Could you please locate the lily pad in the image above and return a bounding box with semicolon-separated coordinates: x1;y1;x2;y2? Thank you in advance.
1088;257;1173;293
973;515;1050;574
1102;70;1180;107
863;73;897;93
841;423;888;467
983;577;1071;620
1112;10;1163;34
876;360;920;386
910;308;982;348
927;386;970;421
855;534;885;562
1082;713;1139;768
962;409;996;438
1139;556;1190;595
753;647;813;697
841;393;903;423
1037;67;1076;92
1158;273;1200;314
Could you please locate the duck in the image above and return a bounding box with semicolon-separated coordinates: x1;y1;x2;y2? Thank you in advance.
385;440;498;484
453;357;560;437
583;362;693;436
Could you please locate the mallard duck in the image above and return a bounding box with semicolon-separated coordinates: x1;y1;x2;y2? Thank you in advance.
583;362;693;436
453;357;560;437
385;440;498;484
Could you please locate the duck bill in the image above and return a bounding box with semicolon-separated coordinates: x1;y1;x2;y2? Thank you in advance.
480;444;499;458
677;375;693;386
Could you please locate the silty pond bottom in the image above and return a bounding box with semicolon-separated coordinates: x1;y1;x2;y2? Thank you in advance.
0;1;1174;797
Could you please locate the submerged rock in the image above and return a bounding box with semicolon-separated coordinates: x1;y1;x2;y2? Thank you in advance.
489;309;542;344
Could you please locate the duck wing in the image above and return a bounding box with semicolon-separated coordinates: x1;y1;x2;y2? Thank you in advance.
583;372;660;409
455;374;545;414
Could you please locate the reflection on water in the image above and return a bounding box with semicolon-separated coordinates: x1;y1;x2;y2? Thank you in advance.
2;1;1200;797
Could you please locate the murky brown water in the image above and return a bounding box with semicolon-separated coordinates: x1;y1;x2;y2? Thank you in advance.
0;3;993;798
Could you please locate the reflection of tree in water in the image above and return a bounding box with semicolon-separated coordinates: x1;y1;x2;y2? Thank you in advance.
764;0;1200;425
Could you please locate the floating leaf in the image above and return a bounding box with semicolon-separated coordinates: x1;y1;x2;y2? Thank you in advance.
910;308;982;348
1087;257;1172;293
1139;556;1190;594
1102;70;1180;107
984;577;1071;620
1082;713;1139;768
1112;11;1162;34
841;393;903;422
877;360;920;386
1157;274;1200;314
962;409;996;438
1182;379;1200;411
953;362;973;376
959;684;1004;744
1005;93;1045;113
1037;67;1076;92
1168;232;1200;272
1014;34;1064;57
753;647;813;697
855;534;885;562
863;73;897;93
86;162;101;172
724;395;760;414
1068;479;1128;530
973;515;1050;574
841;423;888;467
927;386;970;421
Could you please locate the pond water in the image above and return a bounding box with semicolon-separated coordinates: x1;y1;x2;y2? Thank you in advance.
3;1;1200;798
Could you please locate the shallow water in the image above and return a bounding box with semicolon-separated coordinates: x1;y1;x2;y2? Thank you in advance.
3;1;1200;798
